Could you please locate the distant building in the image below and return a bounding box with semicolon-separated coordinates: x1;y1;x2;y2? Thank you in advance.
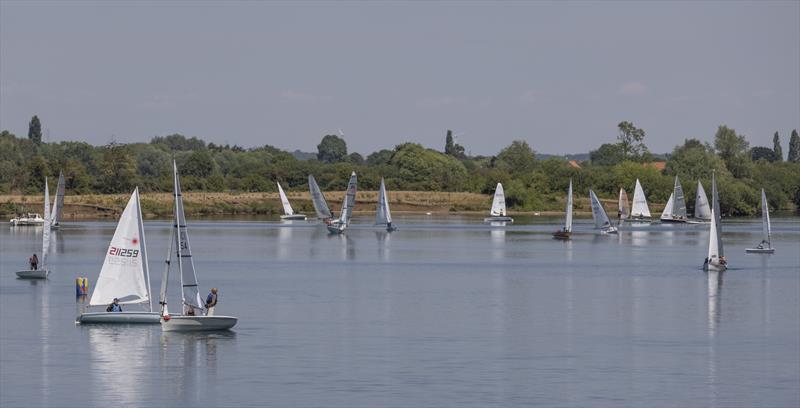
643;161;666;171
568;160;582;169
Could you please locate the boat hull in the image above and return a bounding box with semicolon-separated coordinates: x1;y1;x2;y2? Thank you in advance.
484;216;514;223
280;214;307;220
15;269;49;279
745;247;775;254
9;219;45;226
659;218;688;224
161;315;238;331
703;262;727;272
327;224;346;234
552;231;571;240
76;311;161;324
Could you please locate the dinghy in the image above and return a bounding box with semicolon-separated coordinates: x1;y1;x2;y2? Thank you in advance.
160;161;238;331
618;188;629;221
553;179;573;239
16;178;51;279
277;182;307;220
629;179;652;222
703;172;727;271
484;183;513;223
693;181;711;222
309;175;333;224
327;172;357;234
375;178;396;232
746;189;775;254
589;189;618;234
660;176;688;223
50;171;66;228
76;188;160;323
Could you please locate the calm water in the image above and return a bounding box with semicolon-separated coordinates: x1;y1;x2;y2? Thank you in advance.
1;215;798;407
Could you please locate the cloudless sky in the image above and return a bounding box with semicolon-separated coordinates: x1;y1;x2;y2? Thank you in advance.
1;0;798;155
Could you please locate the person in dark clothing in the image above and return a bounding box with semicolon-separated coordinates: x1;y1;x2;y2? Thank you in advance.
205;288;218;316
107;298;123;312
29;254;38;270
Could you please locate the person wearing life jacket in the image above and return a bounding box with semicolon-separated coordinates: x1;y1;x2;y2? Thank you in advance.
205;288;218;316
107;298;122;312
29;253;38;270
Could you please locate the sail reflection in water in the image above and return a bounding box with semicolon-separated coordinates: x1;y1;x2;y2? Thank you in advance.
87;326;153;405
158;331;237;405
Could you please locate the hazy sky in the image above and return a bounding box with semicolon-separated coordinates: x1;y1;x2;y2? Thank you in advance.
1;1;798;155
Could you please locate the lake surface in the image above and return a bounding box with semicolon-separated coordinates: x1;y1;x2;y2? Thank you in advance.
1;215;798;407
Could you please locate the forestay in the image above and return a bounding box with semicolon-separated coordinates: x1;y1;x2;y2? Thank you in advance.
631;179;651;218
308;175;332;219
173;162;203;311
89;188;151;307
339;172;357;225
589;189;612;229
376;178;392;225
277;182;294;216
490;183;507;216
695;181;711;220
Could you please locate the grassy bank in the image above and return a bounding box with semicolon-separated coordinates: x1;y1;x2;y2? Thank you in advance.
0;191;664;219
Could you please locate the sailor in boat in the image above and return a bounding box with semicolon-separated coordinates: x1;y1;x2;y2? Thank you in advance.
106;298;123;312
754;240;770;250
205;288;218;316
29;253;38;270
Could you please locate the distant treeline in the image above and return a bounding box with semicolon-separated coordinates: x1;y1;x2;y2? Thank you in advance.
2;117;799;215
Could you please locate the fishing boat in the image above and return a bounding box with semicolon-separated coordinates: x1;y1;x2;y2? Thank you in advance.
746;189;775;254
76;188;160;323
629;179;652;222
618;188;629;221
160;162;238;331
660;176;688;223
553;179;573;239
692;180;711;223
50;171;66;228
589;189;618;234
375;178;396;232
327;172;357;234
15;179;51;279
484;183;513;223
277;182;307;220
308;174;333;224
703;172;727;271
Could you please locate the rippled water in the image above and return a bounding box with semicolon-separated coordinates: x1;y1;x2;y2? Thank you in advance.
1;215;798;407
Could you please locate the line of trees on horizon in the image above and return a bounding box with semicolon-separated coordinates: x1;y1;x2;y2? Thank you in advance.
2;116;799;215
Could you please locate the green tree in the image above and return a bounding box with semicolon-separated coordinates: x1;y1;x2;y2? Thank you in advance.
590;143;624;166
714;125;751;178
183;150;216;178
347;152;365;164
788;129;800;163
317;135;347;163
773;131;783;161
97;142;137;193
617;121;647;159
495;140;536;174
750;146;777;162
28;115;42;145
444;130;465;159
366;149;394;165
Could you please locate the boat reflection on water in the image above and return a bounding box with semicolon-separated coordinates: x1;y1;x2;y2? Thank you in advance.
159;331;237;404
490;227;506;261
707;269;723;406
85;325;154;406
276;224;292;261
375;230;391;261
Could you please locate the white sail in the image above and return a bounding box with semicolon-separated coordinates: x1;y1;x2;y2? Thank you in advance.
490;183;507;216
660;193;674;220
564;179;573;232
376;178;392;225
308;175;332;219
173;162;204;311
631;179;651;218
89;188;150;307
50;171;65;226
672;176;687;218
277;182;294;216
761;189;771;247
42;179;51;268
338;172;357;225
589;189;612;229
618;188;629;219
707;206;719;263
695;181;711;220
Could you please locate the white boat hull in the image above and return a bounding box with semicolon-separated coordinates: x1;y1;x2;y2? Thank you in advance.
601;227;619;234
280;214;307;220
327;223;346;234
484;216;514;223
161;315;238;331
703;262;727;272
15;269;49;279
76;311;161;324
745;247;775;254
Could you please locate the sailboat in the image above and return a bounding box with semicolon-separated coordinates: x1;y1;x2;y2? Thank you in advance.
553;179;573;239
375;178;396;232
484;183;513;223
693;181;711;222
50;171;66;228
160;162;238;331
630;179;652;222
277;182;306;220
703;172;726;271
618;188;629;221
746;189;775;254
76;188;160;323
15;178;52;279
327;172;357;234
308;174;333;224
660;176;688;223
589;189;618;234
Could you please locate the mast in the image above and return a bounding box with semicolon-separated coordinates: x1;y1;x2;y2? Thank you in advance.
134;187;153;312
172;161;203;312
42;178;50;269
711;171;724;257
159;225;174;316
761;189;771;247
564;179;573;232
